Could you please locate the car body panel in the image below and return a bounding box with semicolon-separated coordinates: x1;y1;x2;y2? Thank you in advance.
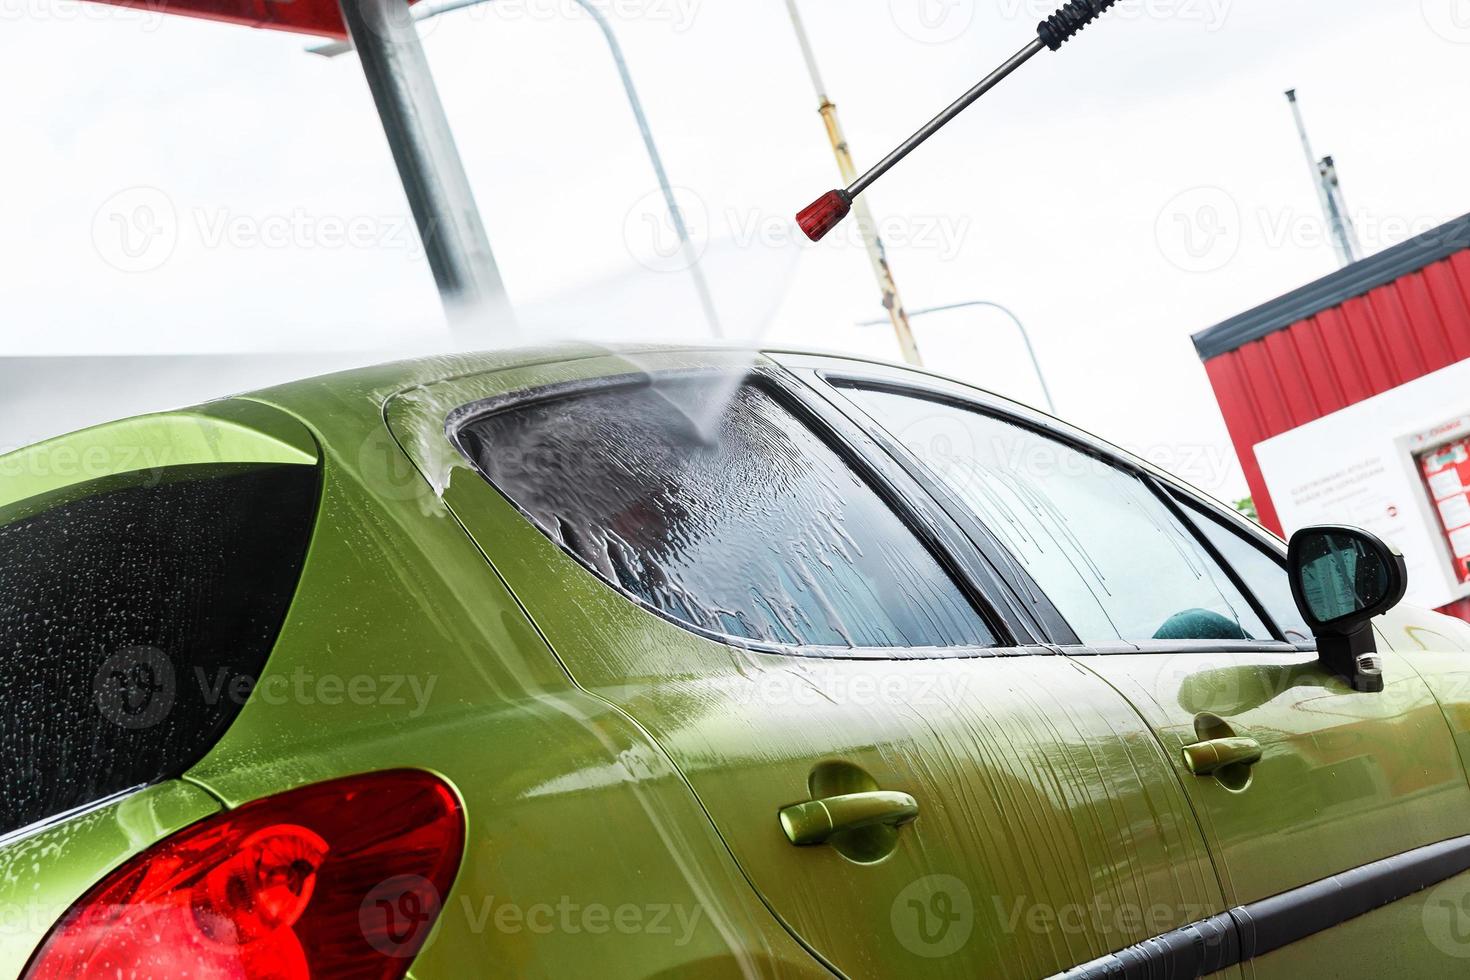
177;363;824;978
0;397;318;511
9;342;1470;977
777;351;1470;915
387;348;1234;977
1375;604;1470;816
1077;647;1470;911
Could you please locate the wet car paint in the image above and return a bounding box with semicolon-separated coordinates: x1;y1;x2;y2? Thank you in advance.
4;344;1470;977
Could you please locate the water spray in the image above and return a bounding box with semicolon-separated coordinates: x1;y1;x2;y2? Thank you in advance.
796;0;1121;242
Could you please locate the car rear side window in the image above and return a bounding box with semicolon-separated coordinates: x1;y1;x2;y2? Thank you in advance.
455;377;995;650
844;386;1271;645
0;463;317;837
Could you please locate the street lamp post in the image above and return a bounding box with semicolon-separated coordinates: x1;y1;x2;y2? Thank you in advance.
316;0;724;339
858;300;1056;414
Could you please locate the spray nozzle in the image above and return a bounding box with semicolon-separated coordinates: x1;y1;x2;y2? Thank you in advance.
796;190;852;243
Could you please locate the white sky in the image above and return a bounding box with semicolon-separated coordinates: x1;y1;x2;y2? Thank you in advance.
3;0;1469;500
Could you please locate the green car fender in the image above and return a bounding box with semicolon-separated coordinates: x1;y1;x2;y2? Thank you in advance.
1378;604;1470;780
175;385;826;978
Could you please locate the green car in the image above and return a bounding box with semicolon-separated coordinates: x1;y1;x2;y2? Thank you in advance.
6;343;1470;979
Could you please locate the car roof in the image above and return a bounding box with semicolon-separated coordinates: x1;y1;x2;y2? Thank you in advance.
228;340;1273;548
235;341;921;409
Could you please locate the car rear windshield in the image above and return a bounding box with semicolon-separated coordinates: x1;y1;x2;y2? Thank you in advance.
0;462;318;838
455;376;995;650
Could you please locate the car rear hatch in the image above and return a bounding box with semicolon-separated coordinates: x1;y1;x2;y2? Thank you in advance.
0;401;320;976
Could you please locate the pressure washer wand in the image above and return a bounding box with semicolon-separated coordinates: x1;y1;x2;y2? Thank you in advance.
796;0;1120;242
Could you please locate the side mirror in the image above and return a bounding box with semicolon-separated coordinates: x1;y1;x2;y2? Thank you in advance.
1287;525;1408;693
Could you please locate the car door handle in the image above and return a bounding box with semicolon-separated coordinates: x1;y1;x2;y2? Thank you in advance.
779;791;920;846
1181;736;1262;776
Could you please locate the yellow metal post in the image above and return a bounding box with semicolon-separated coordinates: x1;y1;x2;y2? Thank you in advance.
786;0;922;366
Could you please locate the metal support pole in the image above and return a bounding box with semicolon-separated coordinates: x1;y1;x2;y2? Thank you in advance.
859;300;1056;414
325;0;719;339
1319;155;1363;261
1285;89;1358;268
338;0;516;344
784;0;922;367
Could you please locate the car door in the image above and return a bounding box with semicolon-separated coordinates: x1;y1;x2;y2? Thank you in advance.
796;352;1470;976
387;348;1237;979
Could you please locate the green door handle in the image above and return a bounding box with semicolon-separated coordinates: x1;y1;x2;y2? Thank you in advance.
1181;736;1263;776
779;791;920;846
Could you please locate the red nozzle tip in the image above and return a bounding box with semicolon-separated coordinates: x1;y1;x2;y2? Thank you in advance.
796;189;851;242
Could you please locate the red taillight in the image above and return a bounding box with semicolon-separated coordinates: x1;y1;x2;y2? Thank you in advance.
25;770;464;980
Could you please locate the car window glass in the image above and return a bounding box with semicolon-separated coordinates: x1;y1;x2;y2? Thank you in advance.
0;463;318;837
456;378;996;651
844;386;1271;645
1180;501;1312;643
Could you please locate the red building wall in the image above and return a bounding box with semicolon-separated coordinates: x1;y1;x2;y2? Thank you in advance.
1194;216;1470;621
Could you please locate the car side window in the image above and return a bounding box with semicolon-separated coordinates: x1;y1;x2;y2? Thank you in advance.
843;385;1271;645
455;377;997;651
1178;500;1313;644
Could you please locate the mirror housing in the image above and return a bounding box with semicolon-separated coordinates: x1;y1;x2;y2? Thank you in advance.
1287;525;1408;693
